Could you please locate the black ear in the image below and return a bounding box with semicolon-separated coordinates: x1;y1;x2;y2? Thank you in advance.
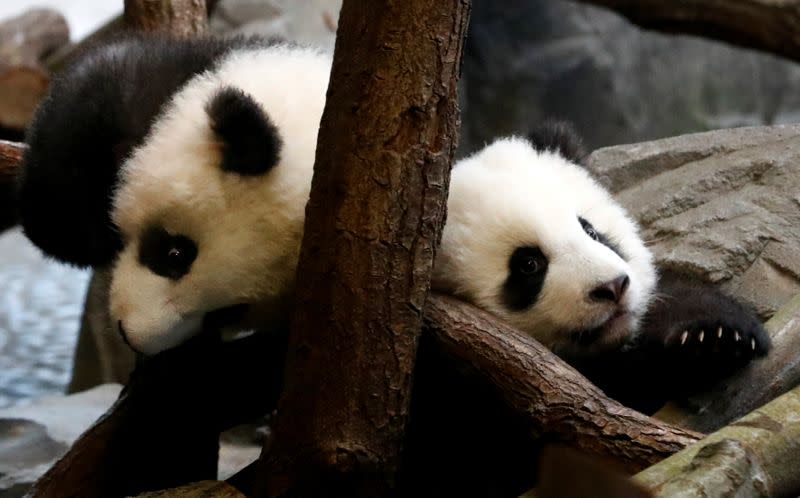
206;87;282;176
528;120;587;165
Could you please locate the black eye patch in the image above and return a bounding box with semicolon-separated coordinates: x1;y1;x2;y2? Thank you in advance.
502;246;549;311
579;216;626;261
138;226;198;280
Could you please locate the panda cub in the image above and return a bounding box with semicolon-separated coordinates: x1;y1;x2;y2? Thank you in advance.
19;36;331;355
433;123;771;413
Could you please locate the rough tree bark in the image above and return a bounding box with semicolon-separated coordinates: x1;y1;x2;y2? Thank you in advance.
655;294;800;432
579;0;800;63
255;0;470;496
636;385;800;497
124;0;208;37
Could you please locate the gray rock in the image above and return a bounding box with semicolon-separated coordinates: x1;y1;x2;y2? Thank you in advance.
588;125;800;319
210;0;340;50
0;383;265;491
0;384;120;497
459;0;800;155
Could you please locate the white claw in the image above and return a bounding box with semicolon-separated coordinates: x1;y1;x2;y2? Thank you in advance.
698;330;705;343
717;327;723;338
680;330;689;345
735;331;741;342
751;338;756;350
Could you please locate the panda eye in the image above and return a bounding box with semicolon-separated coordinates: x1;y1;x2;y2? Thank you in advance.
509;247;547;278
139;226;198;280
167;246;190;269
517;256;541;275
579;217;600;241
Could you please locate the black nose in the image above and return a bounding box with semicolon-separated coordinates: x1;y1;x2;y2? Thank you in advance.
590;274;629;303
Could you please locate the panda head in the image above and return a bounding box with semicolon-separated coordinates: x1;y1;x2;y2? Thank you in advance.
434;124;657;357
109;47;329;355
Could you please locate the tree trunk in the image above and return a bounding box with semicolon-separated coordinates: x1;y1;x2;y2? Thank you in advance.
124;0;208;37
579;0;800;63
255;1;470;495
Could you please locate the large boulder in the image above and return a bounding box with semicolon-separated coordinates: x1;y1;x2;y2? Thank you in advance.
0;384;261;495
588;125;800;319
0;384;120;497
210;0;340;50
459;0;800;154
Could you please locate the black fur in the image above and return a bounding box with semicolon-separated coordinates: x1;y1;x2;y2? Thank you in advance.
502;246;549;311
18;34;271;267
138;226;198;280
206;87;282;176
579;216;625;261
569;275;770;414
528;120;587;165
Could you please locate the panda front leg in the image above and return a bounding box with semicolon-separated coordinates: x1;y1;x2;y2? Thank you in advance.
635;276;770;394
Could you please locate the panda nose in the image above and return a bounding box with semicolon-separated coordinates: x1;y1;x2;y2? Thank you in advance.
590;274;629;303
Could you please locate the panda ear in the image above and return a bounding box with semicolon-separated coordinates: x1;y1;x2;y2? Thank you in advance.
528;120;587;165
206;87;282;176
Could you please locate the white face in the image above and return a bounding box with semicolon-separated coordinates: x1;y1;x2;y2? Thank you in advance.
433;138;657;357
108;46;330;355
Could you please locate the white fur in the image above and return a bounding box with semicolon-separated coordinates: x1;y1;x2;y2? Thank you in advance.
433;138;657;354
110;45;331;354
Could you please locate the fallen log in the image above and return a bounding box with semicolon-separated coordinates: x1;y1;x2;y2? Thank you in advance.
636;385;800;497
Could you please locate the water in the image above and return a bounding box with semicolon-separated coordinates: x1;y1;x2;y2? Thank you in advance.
0;229;88;407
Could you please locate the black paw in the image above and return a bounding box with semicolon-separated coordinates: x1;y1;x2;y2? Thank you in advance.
664;319;770;366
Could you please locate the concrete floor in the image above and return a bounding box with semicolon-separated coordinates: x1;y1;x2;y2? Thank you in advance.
0;229;88;407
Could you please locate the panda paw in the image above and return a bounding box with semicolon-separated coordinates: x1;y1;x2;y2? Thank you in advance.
664;319;770;366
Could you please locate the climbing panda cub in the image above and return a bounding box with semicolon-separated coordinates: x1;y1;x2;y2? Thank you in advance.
19;35;331;355
433;123;771;413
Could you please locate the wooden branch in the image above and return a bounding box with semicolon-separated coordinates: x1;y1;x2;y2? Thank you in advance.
0;140;25;231
578;0;800;62
636;385;800;497
27;331;287;498
134;481;244;497
655;293;800;432
0;139;24;183
423;295;700;474
256;1;470;496
124;0;208;37
0;8;69;130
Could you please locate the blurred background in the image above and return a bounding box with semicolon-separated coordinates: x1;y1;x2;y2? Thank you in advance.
2;0;800;408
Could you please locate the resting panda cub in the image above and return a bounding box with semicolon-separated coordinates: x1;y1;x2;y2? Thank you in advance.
433;123;771;413
19;36;331;355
